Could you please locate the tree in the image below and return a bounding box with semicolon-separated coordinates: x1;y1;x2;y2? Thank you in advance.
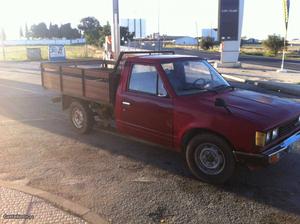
25;23;30;39
200;36;214;50
60;23;81;39
49;23;60;38
31;23;48;38
99;22;111;46
101;22;111;37
262;34;285;56
19;27;24;38
78;17;102;46
78;17;135;46
120;26;134;45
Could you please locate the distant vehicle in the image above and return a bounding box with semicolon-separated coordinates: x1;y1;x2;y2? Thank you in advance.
41;51;300;184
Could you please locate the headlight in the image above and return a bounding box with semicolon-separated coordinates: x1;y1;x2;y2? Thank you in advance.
272;128;279;140
256;131;266;147
266;131;272;143
256;128;278;147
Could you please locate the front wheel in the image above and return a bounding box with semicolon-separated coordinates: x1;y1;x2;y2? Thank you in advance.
185;133;235;184
69;100;94;134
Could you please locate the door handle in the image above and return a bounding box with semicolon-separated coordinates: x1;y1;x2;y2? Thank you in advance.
122;101;131;106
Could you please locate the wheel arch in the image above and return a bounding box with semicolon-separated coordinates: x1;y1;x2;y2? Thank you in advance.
181;128;235;153
62;95;74;110
62;95;90;111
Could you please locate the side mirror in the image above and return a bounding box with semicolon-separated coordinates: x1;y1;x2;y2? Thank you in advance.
215;98;226;107
215;98;231;114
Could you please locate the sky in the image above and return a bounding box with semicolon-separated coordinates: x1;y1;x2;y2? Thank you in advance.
0;0;299;40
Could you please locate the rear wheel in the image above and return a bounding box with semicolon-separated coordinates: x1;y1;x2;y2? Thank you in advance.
185;133;235;184
69;100;94;134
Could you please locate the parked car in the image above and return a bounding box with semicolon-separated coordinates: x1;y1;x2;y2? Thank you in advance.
41;51;300;183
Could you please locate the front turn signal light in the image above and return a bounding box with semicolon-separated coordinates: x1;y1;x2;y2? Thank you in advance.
256;131;266;147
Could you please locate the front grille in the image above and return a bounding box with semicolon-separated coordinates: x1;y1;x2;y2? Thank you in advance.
279;117;299;138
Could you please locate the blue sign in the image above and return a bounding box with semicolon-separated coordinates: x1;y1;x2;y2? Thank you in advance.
48;45;66;61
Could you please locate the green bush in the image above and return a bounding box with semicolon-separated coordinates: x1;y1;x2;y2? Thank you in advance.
200;37;214;50
262;34;284;56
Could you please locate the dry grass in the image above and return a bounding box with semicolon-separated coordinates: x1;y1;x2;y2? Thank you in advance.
164;43;300;59
0;45;104;61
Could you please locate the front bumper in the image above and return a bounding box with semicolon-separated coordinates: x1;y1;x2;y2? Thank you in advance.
234;131;300;165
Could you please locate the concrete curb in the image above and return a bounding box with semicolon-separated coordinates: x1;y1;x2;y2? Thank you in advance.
247;80;300;97
0;180;108;224
222;73;300;97
221;74;246;83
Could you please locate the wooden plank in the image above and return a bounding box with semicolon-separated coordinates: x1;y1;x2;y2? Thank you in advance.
82;69;86;97
43;73;60;91
62;76;82;95
85;80;109;89
85;86;109;96
43;71;60;77
85;91;110;102
85;80;110;102
62;75;82;83
62;67;82;76
85;69;111;79
42;64;60;72
63;86;83;95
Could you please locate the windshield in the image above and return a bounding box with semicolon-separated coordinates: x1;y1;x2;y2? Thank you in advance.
161;60;230;95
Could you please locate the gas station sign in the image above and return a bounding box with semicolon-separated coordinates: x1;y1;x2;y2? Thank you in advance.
218;0;240;41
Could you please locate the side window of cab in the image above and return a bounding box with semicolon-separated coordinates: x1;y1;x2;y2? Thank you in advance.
128;64;168;97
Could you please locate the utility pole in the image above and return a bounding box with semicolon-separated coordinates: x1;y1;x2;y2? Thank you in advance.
157;0;160;51
0;28;6;61
112;0;120;58
195;21;199;50
277;0;290;73
279;29;288;73
1;41;5;61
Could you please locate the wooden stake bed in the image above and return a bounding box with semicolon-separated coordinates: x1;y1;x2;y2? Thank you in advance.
41;60;116;104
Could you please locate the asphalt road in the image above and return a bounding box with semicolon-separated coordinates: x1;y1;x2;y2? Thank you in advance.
173;48;300;71
129;42;300;71
1;62;300;224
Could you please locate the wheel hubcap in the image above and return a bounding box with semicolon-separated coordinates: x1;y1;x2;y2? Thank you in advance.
72;108;84;129
194;143;225;175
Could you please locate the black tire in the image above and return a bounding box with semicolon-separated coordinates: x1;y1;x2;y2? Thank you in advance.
69;100;94;134
185;133;235;184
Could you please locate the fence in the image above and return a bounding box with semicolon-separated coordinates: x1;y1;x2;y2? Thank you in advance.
3;38;86;46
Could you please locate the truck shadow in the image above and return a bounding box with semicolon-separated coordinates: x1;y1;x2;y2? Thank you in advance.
1;77;300;217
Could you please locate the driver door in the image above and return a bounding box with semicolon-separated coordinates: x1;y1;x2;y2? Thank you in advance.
118;63;173;147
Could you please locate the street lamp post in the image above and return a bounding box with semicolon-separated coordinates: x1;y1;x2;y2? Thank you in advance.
1;40;5;61
277;0;290;73
0;28;5;61
157;0;160;51
112;0;120;58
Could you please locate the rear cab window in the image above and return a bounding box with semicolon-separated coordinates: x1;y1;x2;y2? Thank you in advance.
128;64;167;97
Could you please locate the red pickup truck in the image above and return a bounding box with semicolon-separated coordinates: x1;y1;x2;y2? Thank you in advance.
41;51;300;184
